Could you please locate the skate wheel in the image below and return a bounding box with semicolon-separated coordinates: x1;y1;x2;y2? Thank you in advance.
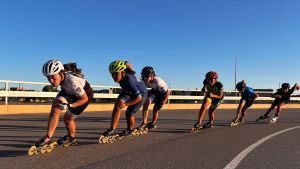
28;146;36;156
51;142;58;148
40;146;47;153
108;137;115;143
99;135;108;144
63;143;70;147
34;148;40;154
191;128;198;133
98;135;104;143
46;142;57;153
192;127;202;133
131;130;138;136
46;147;52;153
46;145;53;153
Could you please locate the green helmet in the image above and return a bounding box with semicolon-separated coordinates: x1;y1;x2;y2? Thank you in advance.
109;60;127;73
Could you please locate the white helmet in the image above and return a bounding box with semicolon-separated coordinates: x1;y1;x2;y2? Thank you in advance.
42;60;64;76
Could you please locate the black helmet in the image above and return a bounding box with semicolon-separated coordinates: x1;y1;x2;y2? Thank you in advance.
141;66;155;80
281;83;290;89
236;80;246;92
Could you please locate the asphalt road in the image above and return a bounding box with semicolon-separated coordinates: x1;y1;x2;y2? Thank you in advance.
1;108;300;169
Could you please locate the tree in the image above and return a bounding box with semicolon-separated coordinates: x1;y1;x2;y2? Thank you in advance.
42;85;58;92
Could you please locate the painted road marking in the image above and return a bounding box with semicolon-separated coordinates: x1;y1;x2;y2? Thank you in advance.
224;126;300;169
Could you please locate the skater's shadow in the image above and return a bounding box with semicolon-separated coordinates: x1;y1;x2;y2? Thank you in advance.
0;141;31;149
75;116;114;123
0;116;48;122
75;136;101;146
149;128;190;134
215;120;270;126
0;124;66;132
0;135;38;157
146;118;196;125
0;150;27;157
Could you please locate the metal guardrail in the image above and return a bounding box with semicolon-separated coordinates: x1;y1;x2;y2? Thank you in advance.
0;80;299;105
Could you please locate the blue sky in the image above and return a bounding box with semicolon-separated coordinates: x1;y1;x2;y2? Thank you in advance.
0;0;299;90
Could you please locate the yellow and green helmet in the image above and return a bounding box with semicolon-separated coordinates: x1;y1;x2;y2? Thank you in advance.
109;60;127;73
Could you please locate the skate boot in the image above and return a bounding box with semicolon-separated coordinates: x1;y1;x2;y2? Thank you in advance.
57;135;77;146
270;117;278;123
202;122;214;129
256;115;269;121
191;122;202;132
231;118;244;127
237;119;244;125
99;128;118;144
28;135;57;156
146;122;157;130
119;128;137;138
136;123;148;135
230;118;239;127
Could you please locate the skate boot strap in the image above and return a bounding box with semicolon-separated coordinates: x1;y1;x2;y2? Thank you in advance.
103;128;115;136
193;122;201;128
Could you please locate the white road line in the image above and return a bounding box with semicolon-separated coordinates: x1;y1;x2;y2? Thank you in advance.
224;126;300;169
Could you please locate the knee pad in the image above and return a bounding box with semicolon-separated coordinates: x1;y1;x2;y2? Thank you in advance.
54;96;69;110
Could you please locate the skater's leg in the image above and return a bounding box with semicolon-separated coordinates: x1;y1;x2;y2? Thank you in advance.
270;103;284;123
126;110;135;130
208;106;216;124
275;102;285;117
240;98;255;120
263;103;276;117
197;98;211;124
110;100;123;129
64;113;76;138
240;106;248;120
151;104;161;125
235;99;245;120
142;99;151;124
47;98;66;137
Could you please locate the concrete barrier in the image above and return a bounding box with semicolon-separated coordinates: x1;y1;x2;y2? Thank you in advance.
0;104;299;115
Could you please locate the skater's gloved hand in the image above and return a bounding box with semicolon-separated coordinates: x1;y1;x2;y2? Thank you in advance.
118;100;127;109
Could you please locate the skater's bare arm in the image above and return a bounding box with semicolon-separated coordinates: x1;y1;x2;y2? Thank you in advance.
71;93;88;108
252;93;259;99
210;91;224;100
162;90;171;105
121;95;142;108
